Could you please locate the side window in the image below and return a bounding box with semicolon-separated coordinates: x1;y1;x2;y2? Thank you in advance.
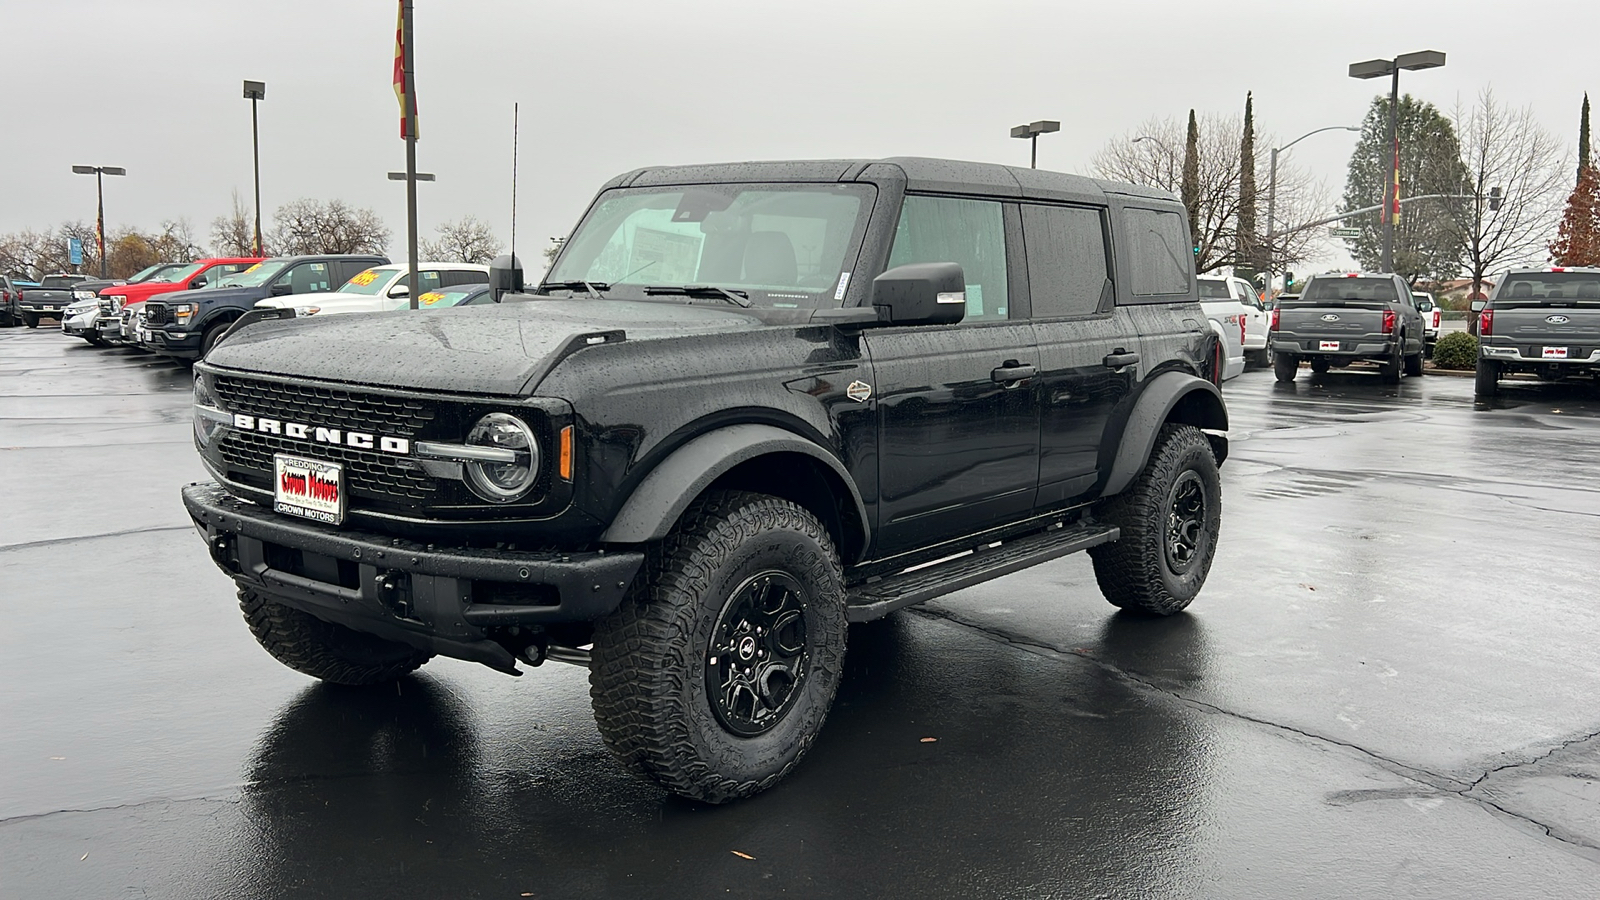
445;269;488;287
1122;207;1191;296
285;262;332;294
1020;204;1109;318
887;195;1008;322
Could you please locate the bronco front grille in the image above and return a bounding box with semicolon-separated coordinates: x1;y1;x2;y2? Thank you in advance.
145;303;170;325
219;430;438;502
214;376;437;438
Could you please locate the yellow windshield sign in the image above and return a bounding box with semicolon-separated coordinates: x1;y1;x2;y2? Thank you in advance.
418;291;446;306
348;269;381;286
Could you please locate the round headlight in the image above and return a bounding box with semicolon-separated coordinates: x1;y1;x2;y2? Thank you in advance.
463;413;539;502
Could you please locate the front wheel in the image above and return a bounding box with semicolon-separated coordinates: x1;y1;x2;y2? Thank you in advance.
590;490;847;803
1273;352;1299;382
240;588;432;685
1475;358;1500;397
1089;424;1221;616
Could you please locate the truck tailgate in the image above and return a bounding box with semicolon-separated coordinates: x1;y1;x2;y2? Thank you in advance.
1275;305;1387;350
1487;306;1600;360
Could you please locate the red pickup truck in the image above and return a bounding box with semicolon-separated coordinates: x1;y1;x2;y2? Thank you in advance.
96;257;260;344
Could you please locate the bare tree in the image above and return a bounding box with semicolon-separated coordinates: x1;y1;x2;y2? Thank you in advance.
269;199;391;256
211;190;258;257
420;215;503;263
1094;113;1328;275
1447;89;1570;298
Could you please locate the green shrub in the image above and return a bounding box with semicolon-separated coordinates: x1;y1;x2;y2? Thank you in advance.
1432;331;1478;370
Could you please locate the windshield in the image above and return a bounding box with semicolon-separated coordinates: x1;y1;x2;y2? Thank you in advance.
337;266;402;295
416;288;487;308
547;183;875;308
1197;279;1233;300
1495;273;1600;306
1301;277;1399;303
127;264;170;283
159;263;206;285
220;260;289;288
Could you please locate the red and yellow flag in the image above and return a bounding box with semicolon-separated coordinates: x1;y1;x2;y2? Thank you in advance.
393;2;418;139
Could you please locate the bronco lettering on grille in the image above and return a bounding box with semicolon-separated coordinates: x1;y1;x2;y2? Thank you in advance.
232;414;410;455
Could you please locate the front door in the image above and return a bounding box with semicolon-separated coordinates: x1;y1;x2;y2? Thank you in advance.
865;195;1040;554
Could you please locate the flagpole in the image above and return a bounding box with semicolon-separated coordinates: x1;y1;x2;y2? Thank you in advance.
401;0;420;310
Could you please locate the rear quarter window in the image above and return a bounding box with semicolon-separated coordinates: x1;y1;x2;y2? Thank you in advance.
1121;208;1191;297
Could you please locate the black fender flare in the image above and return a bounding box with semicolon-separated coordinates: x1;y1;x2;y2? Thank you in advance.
1101;371;1228;498
598;423;872;557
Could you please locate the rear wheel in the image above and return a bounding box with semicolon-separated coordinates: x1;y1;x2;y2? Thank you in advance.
239;588;432;685
1475;359;1501;397
1404;352;1424;377
589;490;847;803
1273;352;1298;383
1379;340;1403;383
1089;424;1221;616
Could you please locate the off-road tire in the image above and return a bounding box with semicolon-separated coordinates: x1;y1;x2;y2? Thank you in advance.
1089;424;1221;616
1273;352;1298;382
1475;358;1500;397
589;490;847;804
22;313;39;328
239;588;432;685
1309;357;1331;374
1404;352;1424;377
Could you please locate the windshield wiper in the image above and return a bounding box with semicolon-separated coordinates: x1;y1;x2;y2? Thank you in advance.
540;280;610;299
644;285;752;308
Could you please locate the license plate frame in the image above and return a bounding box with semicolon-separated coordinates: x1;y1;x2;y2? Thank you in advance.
1318;340;1341;351
1542;346;1569;359
272;454;345;525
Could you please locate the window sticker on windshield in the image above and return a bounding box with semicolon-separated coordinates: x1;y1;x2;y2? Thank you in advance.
418;291;445;306
242;264;262;274
348;269;380;287
834;272;851;301
966;284;984;317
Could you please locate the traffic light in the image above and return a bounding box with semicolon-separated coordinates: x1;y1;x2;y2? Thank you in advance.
1284;271;1295;289
1488;186;1503;212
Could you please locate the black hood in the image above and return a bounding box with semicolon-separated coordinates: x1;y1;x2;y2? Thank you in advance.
203;299;769;395
158;285;266;307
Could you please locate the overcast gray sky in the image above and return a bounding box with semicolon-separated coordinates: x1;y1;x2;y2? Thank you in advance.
3;0;1592;274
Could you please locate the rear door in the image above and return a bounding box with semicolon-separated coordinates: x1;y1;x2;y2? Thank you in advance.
864;194;1041;553
1021;202;1136;508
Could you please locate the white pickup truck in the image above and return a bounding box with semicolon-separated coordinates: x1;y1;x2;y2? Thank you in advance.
1197;275;1262;377
255;262;489;317
1411;291;1443;355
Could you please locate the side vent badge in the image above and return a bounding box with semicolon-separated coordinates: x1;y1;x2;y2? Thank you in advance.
847;380;872;403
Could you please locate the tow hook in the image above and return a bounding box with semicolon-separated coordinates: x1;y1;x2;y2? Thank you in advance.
208;534;238;573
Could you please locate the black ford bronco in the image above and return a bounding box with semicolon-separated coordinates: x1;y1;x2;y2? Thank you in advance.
183;158;1228;802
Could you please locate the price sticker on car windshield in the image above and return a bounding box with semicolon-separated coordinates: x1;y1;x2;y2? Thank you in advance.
242;263;262;274
348;269;381;287
1319;340;1341;351
1543;347;1569;359
418;291;446;306
273;454;344;525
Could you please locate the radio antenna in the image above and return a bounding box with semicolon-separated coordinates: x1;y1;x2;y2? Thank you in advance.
509;102;519;266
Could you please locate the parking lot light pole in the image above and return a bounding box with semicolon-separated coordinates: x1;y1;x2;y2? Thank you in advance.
1264;125;1359;294
70;165;125;277
1132;135;1177;186
243;80;266;256
1010;120;1060;169
1349;50;1447;273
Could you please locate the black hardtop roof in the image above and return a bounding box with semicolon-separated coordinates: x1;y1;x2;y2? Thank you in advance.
606;157;1178;207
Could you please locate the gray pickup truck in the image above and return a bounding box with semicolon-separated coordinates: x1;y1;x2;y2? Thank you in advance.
1270;272;1426;383
1475;267;1600;397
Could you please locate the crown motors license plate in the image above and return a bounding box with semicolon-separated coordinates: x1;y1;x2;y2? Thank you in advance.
1543;347;1569;359
1319;340;1341;351
273;454;345;525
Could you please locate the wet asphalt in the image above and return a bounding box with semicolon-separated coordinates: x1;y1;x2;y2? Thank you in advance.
3;326;1600;899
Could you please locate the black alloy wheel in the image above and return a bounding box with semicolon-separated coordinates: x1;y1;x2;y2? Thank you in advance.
1163;471;1208;576
706;571;810;737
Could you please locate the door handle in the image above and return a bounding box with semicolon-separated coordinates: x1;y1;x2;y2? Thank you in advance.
991;362;1037;385
1102;350;1141;369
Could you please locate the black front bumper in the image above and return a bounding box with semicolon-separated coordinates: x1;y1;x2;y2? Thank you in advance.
182;482;644;673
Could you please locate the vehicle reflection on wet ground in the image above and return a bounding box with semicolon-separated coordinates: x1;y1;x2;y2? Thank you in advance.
3;328;1600;897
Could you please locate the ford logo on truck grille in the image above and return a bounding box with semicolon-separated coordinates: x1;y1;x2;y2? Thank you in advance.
1320;314;1340;322
1546;315;1570;324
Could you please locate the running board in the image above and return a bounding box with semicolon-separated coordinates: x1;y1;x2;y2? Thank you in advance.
845;523;1119;622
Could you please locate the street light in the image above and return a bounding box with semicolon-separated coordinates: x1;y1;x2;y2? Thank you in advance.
243;80;266;256
1010;120;1060;169
1131;134;1177;186
1348;50;1447;273
70;165;125;278
1264;125;1360;294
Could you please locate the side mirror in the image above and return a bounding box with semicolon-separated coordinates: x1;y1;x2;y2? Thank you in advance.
268;281;292;297
871;263;966;326
190;278;207;290
488;253;524;301
1470;300;1487;312
388;284;410;298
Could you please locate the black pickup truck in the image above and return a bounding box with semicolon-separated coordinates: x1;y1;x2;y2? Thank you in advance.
1475;267;1600;396
1270;272;1427;382
182;157;1228;802
16;274;94;327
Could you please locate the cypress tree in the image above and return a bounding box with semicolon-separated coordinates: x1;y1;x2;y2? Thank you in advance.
1182;109;1200;261
1237;92;1258;283
1579;92;1592;182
